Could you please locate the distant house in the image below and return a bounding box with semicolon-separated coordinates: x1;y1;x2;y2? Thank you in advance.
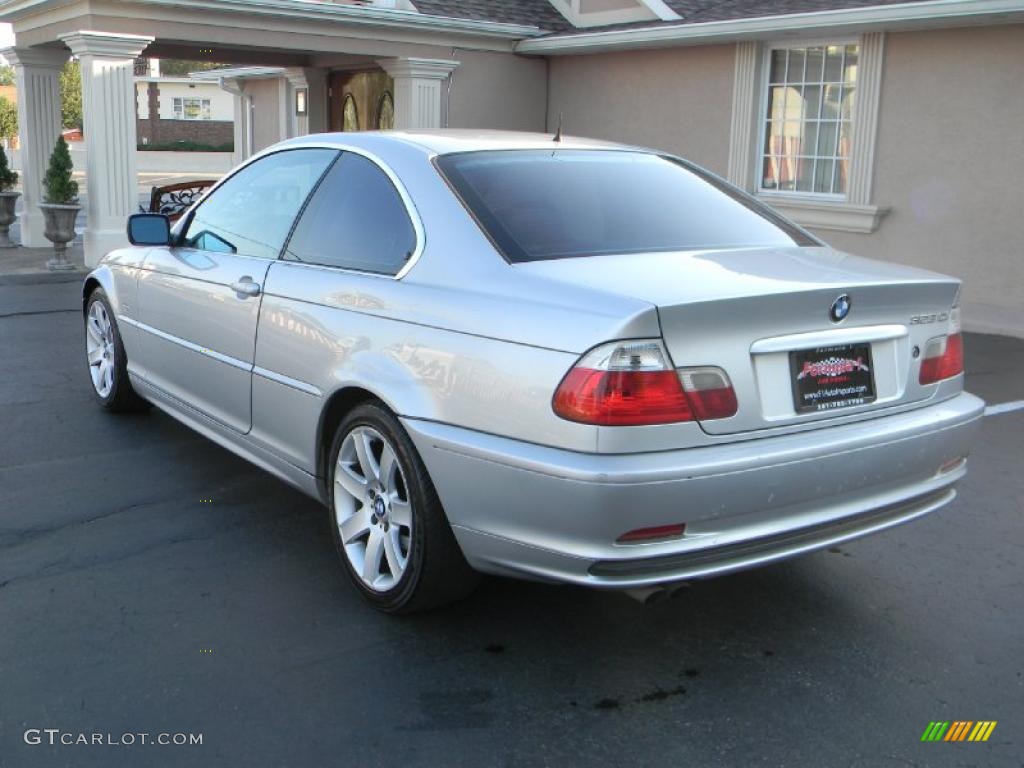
134;59;233;149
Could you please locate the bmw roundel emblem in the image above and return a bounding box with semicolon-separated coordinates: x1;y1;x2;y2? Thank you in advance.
830;294;851;323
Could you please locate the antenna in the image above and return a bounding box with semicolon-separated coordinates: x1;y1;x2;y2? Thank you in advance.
553;113;563;143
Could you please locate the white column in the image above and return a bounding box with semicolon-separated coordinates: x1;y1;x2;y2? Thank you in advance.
1;46;67;247
59;31;153;267
376;58;460;130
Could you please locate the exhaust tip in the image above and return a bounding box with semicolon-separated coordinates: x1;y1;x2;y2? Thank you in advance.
624;583;689;605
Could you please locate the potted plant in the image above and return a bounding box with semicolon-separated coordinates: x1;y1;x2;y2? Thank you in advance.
0;144;19;248
39;135;80;271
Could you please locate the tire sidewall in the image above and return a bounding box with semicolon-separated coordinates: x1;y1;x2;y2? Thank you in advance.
328;403;429;612
85;289;130;409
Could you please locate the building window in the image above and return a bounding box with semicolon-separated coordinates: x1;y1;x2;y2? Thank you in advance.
173;97;212;121
760;43;858;197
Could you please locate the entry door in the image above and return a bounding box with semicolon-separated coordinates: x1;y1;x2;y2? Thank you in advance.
136;148;339;433
328;70;394;132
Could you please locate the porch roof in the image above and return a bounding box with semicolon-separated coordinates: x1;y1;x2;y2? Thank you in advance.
0;0;544;61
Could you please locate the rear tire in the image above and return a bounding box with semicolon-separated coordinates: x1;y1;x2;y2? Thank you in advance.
328;402;479;613
84;288;149;412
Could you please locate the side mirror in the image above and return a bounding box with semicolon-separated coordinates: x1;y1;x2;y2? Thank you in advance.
127;213;171;246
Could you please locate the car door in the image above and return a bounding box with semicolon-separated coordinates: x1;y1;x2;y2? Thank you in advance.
135;148;339;433
249;150;420;470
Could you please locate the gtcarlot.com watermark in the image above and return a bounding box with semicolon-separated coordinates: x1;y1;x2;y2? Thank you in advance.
24;729;202;747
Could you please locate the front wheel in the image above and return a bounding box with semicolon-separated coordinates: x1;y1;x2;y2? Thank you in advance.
84;289;148;412
329;402;479;613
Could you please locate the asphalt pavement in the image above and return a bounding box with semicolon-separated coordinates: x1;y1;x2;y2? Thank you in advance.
1;279;1021;768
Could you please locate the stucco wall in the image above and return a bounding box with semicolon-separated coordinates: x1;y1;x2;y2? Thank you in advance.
817;24;1024;336
446;49;548;132
546;44;736;175
246;79;283;154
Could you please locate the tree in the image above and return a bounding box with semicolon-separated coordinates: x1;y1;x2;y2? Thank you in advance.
157;60;226;76
0;96;17;141
43;136;79;204
0;65;14;86
60;61;82;130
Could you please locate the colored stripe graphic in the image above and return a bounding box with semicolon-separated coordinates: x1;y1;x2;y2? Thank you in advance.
968;722;997;742
945;721;972;741
921;721;996;742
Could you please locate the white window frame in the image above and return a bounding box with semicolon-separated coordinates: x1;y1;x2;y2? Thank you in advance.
756;36;858;203
173;96;212;121
727;33;888;234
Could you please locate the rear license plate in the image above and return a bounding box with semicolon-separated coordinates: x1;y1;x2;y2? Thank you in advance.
790;343;876;413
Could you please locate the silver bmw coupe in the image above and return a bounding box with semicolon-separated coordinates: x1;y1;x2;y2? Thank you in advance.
84;131;983;612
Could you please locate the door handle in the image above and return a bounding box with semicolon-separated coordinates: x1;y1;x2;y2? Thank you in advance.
230;277;261;298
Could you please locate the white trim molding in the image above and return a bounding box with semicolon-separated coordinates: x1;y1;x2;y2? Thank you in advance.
727;32;889;233
847;32;884;205
758;196;888;234
726;40;761;190
376;57;460;130
60;30;154;58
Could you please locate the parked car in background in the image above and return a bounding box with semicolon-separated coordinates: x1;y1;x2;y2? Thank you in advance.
82;131;984;612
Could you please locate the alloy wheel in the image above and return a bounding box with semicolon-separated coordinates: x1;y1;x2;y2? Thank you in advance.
86;301;116;398
334;426;413;592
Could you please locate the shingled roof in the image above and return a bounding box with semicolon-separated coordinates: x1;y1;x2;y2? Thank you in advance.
661;0;936;24
411;0;939;35
410;0;571;31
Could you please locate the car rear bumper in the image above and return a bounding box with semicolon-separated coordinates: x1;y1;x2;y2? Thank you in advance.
402;392;985;589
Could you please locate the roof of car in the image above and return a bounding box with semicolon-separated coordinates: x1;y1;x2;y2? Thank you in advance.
282;129;642;156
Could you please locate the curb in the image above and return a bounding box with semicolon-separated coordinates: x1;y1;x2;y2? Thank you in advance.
0;270;88;286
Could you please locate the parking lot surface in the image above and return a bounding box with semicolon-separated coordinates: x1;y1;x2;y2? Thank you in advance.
1;279;1021;767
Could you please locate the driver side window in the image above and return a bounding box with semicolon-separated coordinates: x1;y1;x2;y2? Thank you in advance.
183;149;338;260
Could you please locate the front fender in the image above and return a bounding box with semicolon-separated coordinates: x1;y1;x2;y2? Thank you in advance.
82;247;149;358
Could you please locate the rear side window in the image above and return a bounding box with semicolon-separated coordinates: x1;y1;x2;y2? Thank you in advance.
283;152;417;275
436;150;816;263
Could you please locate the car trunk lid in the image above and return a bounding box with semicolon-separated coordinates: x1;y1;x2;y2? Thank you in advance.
517;246;961;436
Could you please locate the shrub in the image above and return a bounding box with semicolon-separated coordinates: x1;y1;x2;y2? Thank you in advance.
43;136;79;204
138;140;234;153
0;144;18;192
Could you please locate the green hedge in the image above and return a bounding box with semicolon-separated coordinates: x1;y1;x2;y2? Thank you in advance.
138;141;234;153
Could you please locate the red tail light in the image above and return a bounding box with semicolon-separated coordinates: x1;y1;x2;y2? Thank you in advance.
919;332;963;384
553;341;737;426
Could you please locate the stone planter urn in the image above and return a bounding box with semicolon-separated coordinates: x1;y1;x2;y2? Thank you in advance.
0;191;19;248
39;202;81;271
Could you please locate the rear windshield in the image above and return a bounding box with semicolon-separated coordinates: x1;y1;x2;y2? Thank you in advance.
436;150;816;263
